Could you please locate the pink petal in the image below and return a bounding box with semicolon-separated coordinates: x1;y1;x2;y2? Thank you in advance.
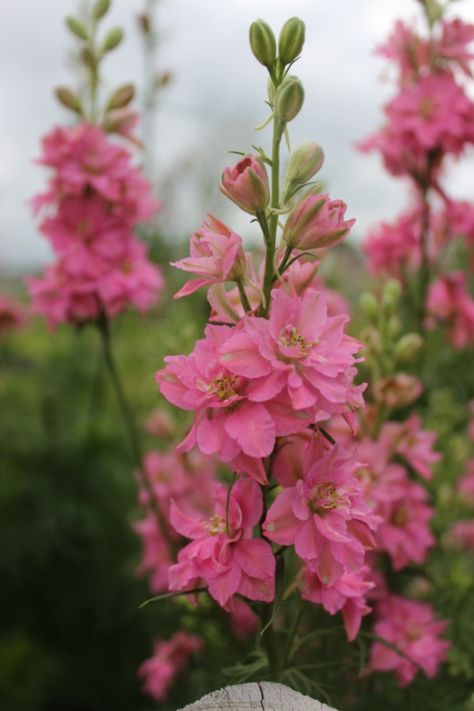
224;403;275;457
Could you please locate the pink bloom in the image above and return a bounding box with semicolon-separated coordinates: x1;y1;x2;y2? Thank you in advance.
263;437;379;585
369;596;450;687
0;295;26;336
283;193;355;251
144;408;176;438
156;324;313;483
379;414;441;479
377;20;429;84
445;520;474;550
134;513;175;593
302;565;374;641
172;215;247;298
139;631;203;702
427;272;474;348
363;210;424;279
373;373;423;409
226;598;260;639
385;73;474;156
438;19;474;76
168;478;275;607
220;288;364;415
375;476;434;569
458;459;474;505
220;155;270;215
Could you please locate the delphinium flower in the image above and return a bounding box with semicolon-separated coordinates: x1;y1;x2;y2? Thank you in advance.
139;631;203;702
369;596;450;686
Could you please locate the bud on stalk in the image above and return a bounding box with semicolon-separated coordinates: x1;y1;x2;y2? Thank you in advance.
102;27;124;52
249;19;276;68
220;155;270;215
275;75;304;123
55;87;83;114
395;333;424;363
278;17;305;65
106;83;135;111
283;142;324;196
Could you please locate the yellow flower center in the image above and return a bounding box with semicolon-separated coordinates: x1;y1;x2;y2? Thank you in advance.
204;514;226;535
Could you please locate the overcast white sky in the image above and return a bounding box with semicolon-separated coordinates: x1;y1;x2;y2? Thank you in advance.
2;0;474;273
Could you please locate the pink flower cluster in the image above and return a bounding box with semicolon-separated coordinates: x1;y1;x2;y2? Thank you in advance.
139;631;203;702
361;8;474;350
28;124;163;327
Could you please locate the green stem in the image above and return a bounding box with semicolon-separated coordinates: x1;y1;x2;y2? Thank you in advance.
260;604;279;677
96;314;173;546
283;598;304;667
236;279;252;313
260;119;283;317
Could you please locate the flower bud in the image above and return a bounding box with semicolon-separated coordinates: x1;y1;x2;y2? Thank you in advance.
66;16;88;41
55;87;83;114
220;155;270;215
373;373;423;409
275;75;304;123
383;279;402;309
249;19;276;68
102;27;124;52
93;0;111;20
283;192;354;250
283;143;324;194
278;17;305;65
106;83;135;111
360;292;379;321
395;333;424;363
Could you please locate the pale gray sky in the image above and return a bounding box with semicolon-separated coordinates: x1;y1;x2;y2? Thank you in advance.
2;0;474;272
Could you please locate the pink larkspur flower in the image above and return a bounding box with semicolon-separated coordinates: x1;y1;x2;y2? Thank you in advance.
283;192;355;251
220;155;270;215
445;520;474;550
427;272;474;348
379;414;441;480
172;215;247;298
263;436;380;585
139;631;203;702
373;373;423;409
156;324;313;483
369;596;450;687
168;478;275;607
302;565;374;641
220;288;365;415
375;476;434;570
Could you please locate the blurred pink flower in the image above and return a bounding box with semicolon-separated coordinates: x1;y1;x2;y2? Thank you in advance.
0;294;27;336
369;596;450;686
427;272;474;348
379;414;441;480
139;631;203;702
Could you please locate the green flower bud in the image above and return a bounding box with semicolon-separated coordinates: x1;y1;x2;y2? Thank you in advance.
106;83;135;111
395;333;424;363
387;315;402;339
283;142;324;193
93;0;111;20
55;87;83;114
360;292;379;321
382;279;402;310
102;27;124;52
278;17;305;65
65;16;88;41
274;75;304;123
249;19;276;68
